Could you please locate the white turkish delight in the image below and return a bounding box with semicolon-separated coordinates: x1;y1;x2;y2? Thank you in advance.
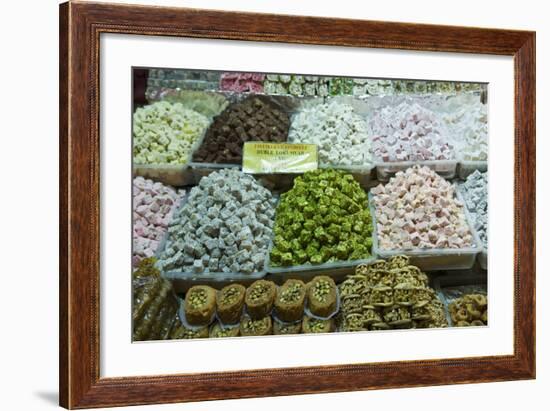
156;169;275;274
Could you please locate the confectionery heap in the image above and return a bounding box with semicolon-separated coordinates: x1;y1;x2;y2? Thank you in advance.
157;169;276;274
132;177;184;266
288;100;373;167
263;74;330;97
442;100;488;161
133;101;210;164
160;90;229;119
372;166;474;250
192;97;290;163
448;293;488;327
270;169;373;267
369;102;453;162
219;72;265;93
338;256;447;331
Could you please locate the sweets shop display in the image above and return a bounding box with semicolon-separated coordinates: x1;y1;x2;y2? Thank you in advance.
132;69;489;341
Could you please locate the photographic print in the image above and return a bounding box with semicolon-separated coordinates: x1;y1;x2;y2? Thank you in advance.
131;68;489;341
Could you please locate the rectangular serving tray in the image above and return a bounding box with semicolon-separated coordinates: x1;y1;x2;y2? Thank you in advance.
368;190;482;271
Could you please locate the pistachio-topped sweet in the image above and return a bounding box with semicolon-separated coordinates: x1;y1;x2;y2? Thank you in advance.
270;169;373;267
302;316;334;334
307;276;337;318
209;322;240;338
170;320;209;340
274;279;306;322
184;285;216;326
273;320;302;335
245;280;276;319
240;315;273;336
338;256;447;332
449;293;487;327
216;284;246;324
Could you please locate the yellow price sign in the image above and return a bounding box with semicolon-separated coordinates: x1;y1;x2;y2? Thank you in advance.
242;142;318;174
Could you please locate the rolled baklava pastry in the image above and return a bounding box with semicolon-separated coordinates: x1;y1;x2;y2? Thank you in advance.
209;322;240;338
184;285;216;326
302;316;334;334
307;276;337;318
273;319;302;335
239;315;273;336
274;279;306;322
245;280;276;319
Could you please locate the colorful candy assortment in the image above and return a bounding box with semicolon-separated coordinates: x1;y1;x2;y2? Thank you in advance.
219;72;265;93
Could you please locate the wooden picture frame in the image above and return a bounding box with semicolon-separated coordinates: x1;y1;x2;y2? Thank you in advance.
59;1;535;408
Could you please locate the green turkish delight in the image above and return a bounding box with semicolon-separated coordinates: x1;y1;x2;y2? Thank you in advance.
270;169;373;267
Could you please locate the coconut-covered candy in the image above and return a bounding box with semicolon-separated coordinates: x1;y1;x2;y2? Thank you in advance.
270;169;373;267
371;166;474;250
157;169;276;274
288;101;373;167
133;177;183;267
459;170;488;247
133;101;210;164
192;97;290;164
369;102;453;162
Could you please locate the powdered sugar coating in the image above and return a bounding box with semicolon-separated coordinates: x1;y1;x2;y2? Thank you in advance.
442;101;487;161
459;170;488;247
288;100;373;167
157;169;276;274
